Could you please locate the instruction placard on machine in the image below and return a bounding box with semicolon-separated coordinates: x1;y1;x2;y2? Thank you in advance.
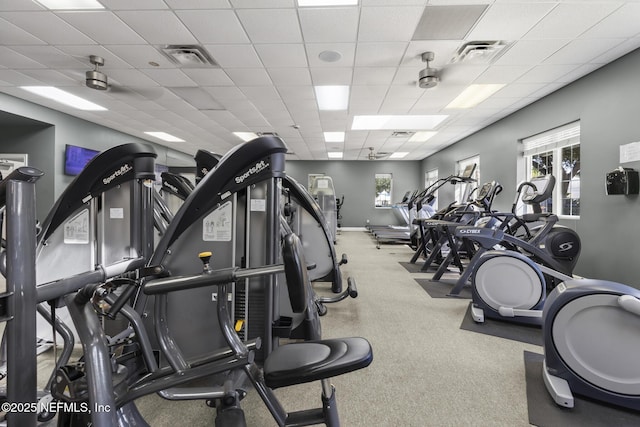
64;209;89;244
203;201;232;241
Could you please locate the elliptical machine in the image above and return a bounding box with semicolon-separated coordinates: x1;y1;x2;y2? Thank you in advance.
542;278;640;411
452;175;581;325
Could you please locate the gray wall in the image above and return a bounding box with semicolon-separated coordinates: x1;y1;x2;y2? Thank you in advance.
422;47;640;286
286;160;421;227
0;92;193;222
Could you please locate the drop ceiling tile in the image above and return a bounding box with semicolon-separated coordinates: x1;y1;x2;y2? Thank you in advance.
413;5;486;40
182;69;234;86
105;45;176;69
277;85;315;100
491;82;547;99
352;67;397;85
298;7;359;43
0;17;45;45
0;47;47;69
141;69;198;87
581;3;640;39
494;39;569;66
305;43;356;68
363;0;425;5
255;44;308;68
545;38;626;65
230;0;294;7
309;67;352;85
392;66;419;86
592;37;640;65
176;10;249;44
555;64;603;84
350;85;388;99
0;11;97;45
440;64;488;85
19;69;78;86
105;68;162;87
225;68;273;86
56;11;147;45
0;70;49;86
56;45;133;69
348;98;383;114
205;45;263;68
524;3;620;40
239;85;280;100
283;99;318;112
466;2;556;41
236;9;302;43
267;68;312;86
475;65;531;84
401;40;461;67
355;42;407;67
99;0;168;10
115;11;197;44
164;0;231;8
203;86;246;100
517;64;579;83
0;0;44;11
359;6;424;42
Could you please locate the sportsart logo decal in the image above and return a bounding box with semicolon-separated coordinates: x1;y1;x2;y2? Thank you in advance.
235;160;269;184
103;164;133;185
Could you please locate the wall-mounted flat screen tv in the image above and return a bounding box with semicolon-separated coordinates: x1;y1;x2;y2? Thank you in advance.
64;144;100;176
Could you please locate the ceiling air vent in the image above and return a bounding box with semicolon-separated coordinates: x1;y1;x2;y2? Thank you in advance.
161;45;218;68
391;131;415;138
450;41;511;64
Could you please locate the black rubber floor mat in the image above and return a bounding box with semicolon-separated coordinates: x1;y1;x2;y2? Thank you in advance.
459;302;542;346
398;261;425;273
524;351;640;426
414;278;472;299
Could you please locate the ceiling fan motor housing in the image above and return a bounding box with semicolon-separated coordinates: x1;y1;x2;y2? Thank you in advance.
418;67;439;88
86;69;108;90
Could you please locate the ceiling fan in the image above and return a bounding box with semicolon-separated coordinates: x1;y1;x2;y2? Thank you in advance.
367;147;391;160
85;55;164;100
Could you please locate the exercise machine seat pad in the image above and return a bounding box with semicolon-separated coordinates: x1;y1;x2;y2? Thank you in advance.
263;337;373;389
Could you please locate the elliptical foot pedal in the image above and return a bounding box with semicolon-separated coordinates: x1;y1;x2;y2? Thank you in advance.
542;360;574;408
470;304;485;323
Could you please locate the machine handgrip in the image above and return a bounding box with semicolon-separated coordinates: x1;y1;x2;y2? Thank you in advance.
618;295;640;316
144;267;237;295
339;253;348;266
347;277;358;298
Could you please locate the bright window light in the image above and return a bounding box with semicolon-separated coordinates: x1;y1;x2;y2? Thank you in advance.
389;152;409;159
144;132;185;143
314;85;349;111
351;115;447;130
328;152;344;159
445;84;505;109
409;131;437;142
298;0;358;6
20;86;106;111
34;0;104;9
324;132;345;143
233;132;259;142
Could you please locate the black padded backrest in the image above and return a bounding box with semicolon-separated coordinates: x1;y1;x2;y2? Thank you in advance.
282;233;309;314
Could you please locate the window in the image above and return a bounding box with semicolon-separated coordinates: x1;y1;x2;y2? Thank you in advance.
425;169;439;210
374;173;392;208
455;156;479;204
522;122;580;217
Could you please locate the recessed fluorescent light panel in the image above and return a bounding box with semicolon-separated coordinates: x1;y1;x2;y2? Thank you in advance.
233;132;259;142
20;86;106;111
446;84;505;109
351;115;447;130
34;0;104;9
144;132;185;143
328;152;344;159
314;85;349;111
298;0;358;6
389;152;409;159
408;131;437;143
324;132;345;143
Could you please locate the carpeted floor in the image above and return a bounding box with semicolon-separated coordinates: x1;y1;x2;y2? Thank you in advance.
24;231;606;426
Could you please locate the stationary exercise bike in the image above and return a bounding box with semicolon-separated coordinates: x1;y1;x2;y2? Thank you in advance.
452;175;581;325
542;278;640;411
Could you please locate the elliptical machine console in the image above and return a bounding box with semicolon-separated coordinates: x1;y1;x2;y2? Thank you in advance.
454;175;581;325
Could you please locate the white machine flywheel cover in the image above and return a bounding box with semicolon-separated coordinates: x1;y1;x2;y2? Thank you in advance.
552;294;640;395
475;256;543;310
